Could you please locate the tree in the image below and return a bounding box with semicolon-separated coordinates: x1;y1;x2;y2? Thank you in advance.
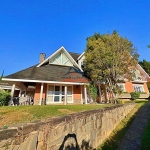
139;59;150;75
84;31;138;103
0;70;4;82
139;59;150;91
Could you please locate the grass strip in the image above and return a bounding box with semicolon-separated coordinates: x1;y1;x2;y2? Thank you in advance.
97;100;147;150
141;117;150;150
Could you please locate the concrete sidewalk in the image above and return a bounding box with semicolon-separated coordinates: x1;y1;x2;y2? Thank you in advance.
117;101;150;150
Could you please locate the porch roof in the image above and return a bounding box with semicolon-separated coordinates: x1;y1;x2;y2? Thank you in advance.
3;64;89;83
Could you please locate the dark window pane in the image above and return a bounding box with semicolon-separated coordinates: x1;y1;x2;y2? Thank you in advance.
54;96;59;102
62;86;65;95
55;86;60;95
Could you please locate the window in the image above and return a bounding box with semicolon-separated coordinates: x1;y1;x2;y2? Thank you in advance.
117;83;126;92
49;52;73;66
133;69;142;81
133;85;144;92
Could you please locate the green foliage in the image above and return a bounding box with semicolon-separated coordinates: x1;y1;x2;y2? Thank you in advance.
0;89;11;106
87;83;98;101
116;99;125;104
139;59;150;75
130;92;140;100
141;118;150;150
84;31;138;99
147;82;150;91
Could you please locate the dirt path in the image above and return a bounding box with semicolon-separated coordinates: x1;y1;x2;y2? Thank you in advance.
117;101;150;150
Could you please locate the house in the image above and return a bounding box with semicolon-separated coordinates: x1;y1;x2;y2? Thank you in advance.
77;52;150;101
2;46;150;105
2;46;89;105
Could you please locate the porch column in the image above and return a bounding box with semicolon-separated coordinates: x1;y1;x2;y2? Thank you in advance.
19;89;22;97
24;90;27;97
9;84;15;106
39;83;44;105
64;86;67;105
81;85;83;104
84;86;87;104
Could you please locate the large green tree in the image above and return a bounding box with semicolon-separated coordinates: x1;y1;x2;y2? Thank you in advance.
84;31;138;103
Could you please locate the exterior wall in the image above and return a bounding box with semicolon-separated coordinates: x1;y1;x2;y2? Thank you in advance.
78;55;85;68
34;83;47;105
73;85;82;104
118;82;149;99
143;82;149;94
0;103;135;150
125;82;134;93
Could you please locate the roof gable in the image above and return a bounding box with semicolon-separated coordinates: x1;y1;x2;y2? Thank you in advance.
77;52;85;60
37;46;83;71
137;64;150;79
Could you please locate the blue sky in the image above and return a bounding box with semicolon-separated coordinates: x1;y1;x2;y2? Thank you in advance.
0;0;150;76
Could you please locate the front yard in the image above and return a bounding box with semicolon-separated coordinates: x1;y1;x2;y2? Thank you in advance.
0;103;113;128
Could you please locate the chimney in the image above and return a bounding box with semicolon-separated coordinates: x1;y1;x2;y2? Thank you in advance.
39;53;46;63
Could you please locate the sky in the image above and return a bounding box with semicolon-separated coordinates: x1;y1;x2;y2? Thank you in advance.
0;0;150;76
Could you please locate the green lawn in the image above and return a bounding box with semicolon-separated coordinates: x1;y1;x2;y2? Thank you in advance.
141;117;150;150
0;104;113;128
97;100;148;150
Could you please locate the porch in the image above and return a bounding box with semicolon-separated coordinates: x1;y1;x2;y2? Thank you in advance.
7;80;89;105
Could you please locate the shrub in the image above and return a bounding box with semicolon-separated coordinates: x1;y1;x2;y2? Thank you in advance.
0;89;11;106
87;83;98;102
130;92;140;100
117;99;125;104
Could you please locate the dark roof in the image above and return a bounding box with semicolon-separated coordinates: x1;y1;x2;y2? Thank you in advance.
4;64;88;82
68;52;80;61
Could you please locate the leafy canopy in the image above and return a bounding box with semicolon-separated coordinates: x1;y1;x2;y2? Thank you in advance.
139;59;150;91
139;59;150;75
84;31;138;95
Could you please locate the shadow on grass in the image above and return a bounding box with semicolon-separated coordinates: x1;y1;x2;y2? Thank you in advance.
98;103;146;150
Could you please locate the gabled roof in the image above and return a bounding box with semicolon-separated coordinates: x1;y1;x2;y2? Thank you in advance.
77;52;85;60
37;46;83;71
3;64;88;83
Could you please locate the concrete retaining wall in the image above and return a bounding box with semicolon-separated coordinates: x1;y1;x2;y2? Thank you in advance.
0;103;135;150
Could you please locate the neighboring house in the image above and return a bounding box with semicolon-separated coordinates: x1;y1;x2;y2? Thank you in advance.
2;46;150;105
77;52;150;101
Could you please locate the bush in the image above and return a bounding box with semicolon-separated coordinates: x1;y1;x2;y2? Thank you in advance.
0;89;11;106
130;92;140;100
117;99;125;104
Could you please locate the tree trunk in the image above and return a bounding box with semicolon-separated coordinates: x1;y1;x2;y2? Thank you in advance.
98;82;102;103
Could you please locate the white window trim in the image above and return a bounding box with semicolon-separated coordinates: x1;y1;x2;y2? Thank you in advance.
49;52;73;67
133;84;145;92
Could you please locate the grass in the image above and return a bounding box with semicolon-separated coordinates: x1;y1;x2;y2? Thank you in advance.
141;117;150;150
97;100;148;150
0;103;113;128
